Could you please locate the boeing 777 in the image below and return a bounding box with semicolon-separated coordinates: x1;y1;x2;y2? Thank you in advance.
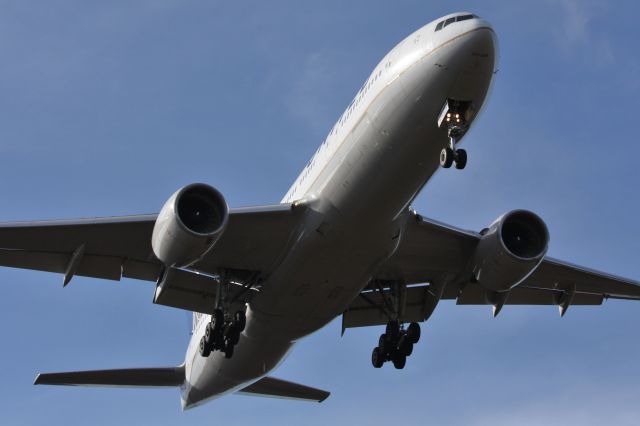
2;12;639;409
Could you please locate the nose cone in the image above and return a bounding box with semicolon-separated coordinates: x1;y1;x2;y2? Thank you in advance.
450;20;497;75
467;27;497;73
441;18;497;109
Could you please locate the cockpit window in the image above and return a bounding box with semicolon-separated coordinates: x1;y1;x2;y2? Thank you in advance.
434;14;478;31
456;14;474;22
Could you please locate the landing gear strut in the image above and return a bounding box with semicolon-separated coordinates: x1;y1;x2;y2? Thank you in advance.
199;276;247;359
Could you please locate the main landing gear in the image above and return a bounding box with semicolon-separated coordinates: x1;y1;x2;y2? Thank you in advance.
199;308;246;359
199;274;247;359
371;320;421;369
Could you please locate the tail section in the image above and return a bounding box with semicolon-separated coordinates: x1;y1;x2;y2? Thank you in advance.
34;365;184;388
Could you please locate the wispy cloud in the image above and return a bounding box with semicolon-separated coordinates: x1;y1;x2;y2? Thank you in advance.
550;0;614;66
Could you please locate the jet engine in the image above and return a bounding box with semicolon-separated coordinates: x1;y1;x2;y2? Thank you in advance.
470;210;549;292
152;183;228;267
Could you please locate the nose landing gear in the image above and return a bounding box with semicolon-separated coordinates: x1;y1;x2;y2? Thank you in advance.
437;100;471;170
440;129;467;170
440;123;468;170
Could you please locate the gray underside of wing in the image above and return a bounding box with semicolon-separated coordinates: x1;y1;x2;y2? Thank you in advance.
0;215;160;281
237;376;330;402
374;214;479;284
521;257;640;300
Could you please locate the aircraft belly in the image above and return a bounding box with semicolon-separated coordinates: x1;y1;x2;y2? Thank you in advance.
248;221;396;339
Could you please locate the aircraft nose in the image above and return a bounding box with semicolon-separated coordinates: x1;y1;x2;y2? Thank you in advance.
455;23;497;74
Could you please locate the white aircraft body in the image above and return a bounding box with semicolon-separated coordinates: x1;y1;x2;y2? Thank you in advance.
2;12;639;409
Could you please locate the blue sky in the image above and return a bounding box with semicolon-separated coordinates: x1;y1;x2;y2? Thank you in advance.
1;0;639;424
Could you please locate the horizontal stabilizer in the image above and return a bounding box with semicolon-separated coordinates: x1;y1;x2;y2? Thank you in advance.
34;365;184;388
238;376;330;402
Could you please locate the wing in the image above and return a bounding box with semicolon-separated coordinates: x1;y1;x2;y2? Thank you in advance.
344;213;640;329
0;203;305;312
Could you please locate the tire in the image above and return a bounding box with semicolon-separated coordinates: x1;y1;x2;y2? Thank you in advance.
204;323;214;346
211;309;224;333
378;334;389;355
407;322;421;344
234;310;247;332
455;149;467;170
199;336;211;357
371;347;384;368
440;148;454;168
399;336;413;357
392;353;406;369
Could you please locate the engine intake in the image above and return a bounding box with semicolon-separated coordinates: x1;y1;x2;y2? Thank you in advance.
471;210;549;292
500;211;548;259
152;183;228;267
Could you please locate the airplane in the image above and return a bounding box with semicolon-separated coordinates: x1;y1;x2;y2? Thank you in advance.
1;11;639;410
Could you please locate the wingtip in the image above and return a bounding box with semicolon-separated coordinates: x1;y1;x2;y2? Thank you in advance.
33;374;42;385
318;392;331;403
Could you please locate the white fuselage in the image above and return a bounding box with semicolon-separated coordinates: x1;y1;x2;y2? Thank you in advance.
182;13;497;409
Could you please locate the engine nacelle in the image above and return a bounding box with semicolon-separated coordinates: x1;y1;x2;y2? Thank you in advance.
152;183;228;267
470;210;549;292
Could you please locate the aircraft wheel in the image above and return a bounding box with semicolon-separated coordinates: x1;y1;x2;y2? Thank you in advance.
399;336;413;357
211;309;224;333
455;149;467;170
224;324;240;346
371;347;384;368
378;333;390;355
407;322;421;344
392;353;406;369
440;148;454;168
199;336;211;357
204;323;214;346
